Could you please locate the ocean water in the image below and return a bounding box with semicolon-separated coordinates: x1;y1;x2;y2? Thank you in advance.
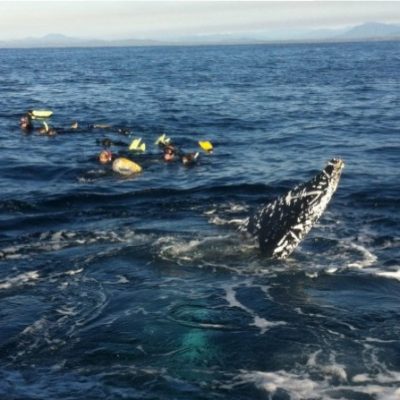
0;42;399;399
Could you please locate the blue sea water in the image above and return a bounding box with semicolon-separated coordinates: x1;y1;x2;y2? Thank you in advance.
0;42;399;399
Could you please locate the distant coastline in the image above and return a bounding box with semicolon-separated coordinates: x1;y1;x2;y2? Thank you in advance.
1;22;400;49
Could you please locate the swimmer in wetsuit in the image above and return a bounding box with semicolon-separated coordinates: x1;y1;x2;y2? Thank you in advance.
19;114;57;136
162;143;199;166
181;152;199;166
19;114;33;132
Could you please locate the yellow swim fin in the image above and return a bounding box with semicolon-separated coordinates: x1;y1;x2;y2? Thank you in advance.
155;134;171;146
129;138;146;152
198;141;213;153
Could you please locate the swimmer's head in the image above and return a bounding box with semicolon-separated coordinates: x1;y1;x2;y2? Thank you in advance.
71;121;79;129
37;121;56;136
99;150;113;164
163;145;176;162
118;128;131;135
19;114;33;131
181;152;199;166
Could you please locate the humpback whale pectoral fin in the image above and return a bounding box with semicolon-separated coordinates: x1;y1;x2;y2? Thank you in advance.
250;158;344;259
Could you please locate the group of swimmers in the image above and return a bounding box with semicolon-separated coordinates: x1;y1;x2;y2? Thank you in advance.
98;134;203;175
19;110;213;176
19;110;131;136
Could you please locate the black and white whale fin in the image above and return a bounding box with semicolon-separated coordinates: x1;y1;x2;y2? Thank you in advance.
247;159;344;259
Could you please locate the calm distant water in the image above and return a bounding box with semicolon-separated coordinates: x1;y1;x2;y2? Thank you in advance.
0;42;399;399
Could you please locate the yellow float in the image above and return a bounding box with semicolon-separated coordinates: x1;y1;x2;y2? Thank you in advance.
30;110;53;119
112;157;142;176
198;140;213;153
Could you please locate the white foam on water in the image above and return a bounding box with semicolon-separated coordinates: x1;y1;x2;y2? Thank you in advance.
326;267;338;274
21;317;48;336
319;235;400;284
116;275;129;283
307;350;348;382
203;208;217;215
322;364;348;382
50;359;67;372
302;345;400;398
64;268;84;276
365;337;397;344
205;201;249;229
351;371;400;400
221;202;250;213
155;234;254;271
238;370;320;400
205;202;249;215
374;371;400;384
376;268;400;281
0;271;40;290
208;215;248;227
306;349;321;367
224;285;285;334
157;236;203;262
56;306;79;316
297;234;381;277
346;242;378;269
250;316;286;334
58;281;69;290
362;386;400;400
238;368;400;400
352;373;370;383
258;284;274;301
0;228;141;259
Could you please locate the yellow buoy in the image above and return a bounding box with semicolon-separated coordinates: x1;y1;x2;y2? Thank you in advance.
198;141;213;153
112;157;142;176
30;110;53;119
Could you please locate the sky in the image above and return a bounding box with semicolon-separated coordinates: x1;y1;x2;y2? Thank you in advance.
0;1;399;41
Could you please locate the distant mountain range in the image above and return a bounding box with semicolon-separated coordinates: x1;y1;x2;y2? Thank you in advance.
1;22;400;48
336;21;400;40
0;33;165;48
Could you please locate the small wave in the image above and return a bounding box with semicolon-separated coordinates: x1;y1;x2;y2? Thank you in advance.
0;271;39;290
236;368;400;400
346;242;378;269
376;268;400;281
204;201;250;229
9;275;109;362
155;233;258;271
207;215;247;227
0;228;139;260
306;350;348;382
77;169;108;183
168;304;237;331
0;199;37;212
237;370;321;399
